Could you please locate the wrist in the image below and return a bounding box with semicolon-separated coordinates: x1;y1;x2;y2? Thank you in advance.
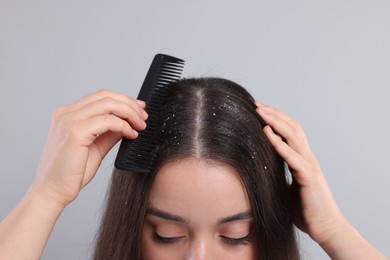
27;180;67;212
318;217;353;255
318;219;386;260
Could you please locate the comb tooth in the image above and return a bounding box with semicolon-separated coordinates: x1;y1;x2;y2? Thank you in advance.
152;85;169;90
161;65;183;71
163;57;185;63
149;91;169;99
159;73;181;79
160;72;181;78
159;74;181;80
150;98;168;104
156;78;176;83
160;69;181;74
156;75;180;81
124;157;155;166
161;61;184;67
163;56;184;62
162;57;184;63
160;66;183;72
153;84;169;88
162;63;184;69
156;80;175;85
125;143;157;152
148;102;164;108
127;144;156;151
161;63;184;69
129;151;156;158
158;73;181;79
161;71;182;76
149;93;167;99
148;103;165;109
158;75;180;81
155;80;176;85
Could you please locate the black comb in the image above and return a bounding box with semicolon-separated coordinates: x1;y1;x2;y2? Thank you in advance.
114;54;185;172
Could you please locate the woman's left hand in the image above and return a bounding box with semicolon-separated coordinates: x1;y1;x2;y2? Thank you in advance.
255;103;388;259
255;102;346;245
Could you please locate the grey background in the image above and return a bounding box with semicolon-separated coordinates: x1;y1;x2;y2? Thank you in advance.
0;0;389;259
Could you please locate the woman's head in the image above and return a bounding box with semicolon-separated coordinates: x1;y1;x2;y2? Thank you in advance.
94;78;299;259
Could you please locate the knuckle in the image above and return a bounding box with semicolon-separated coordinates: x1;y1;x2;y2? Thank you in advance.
67;124;80;138
274;139;285;152
105;114;128;132
100;97;117;109
101;96;114;104
266;105;276;113
288;120;303;137
291;119;302;130
127;95;135;102
288;117;297;126
120;120;129;132
57;112;77;130
51;106;67;120
58;115;72;128
102;113;113;124
96;88;111;97
54;114;80;141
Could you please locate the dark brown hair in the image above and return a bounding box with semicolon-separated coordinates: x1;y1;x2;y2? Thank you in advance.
93;78;300;259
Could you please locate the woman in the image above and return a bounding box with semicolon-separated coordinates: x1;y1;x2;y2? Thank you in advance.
0;78;387;259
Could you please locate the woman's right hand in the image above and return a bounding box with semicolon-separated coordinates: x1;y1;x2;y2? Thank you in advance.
32;89;148;207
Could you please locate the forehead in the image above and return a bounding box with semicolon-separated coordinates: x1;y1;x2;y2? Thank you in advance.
148;157;251;224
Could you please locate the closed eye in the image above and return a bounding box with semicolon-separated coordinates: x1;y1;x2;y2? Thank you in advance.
152;232;185;244
221;235;251;246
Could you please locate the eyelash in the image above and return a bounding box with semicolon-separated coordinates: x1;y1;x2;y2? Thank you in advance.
221;235;252;246
152;232;251;246
152;232;183;244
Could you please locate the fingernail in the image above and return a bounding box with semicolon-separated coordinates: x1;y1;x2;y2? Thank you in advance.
133;130;139;137
137;100;146;107
141;109;148;120
256;102;267;108
141;119;147;128
265;125;273;133
257;106;268;116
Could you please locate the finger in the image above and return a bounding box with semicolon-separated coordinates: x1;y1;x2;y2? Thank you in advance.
66;89;148;120
256;105;313;158
79;114;139;146
94;131;123;159
263;125;310;184
81;131;123;187
256;102;293;124
137;100;146;109
72;97;147;131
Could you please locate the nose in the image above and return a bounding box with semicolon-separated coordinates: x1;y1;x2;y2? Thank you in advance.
187;238;214;260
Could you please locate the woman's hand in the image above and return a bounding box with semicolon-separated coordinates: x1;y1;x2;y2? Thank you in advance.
0;90;148;260
256;102;387;259
255;102;343;244
33;89;148;207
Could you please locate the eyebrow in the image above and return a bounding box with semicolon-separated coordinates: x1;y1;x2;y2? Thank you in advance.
146;207;252;225
217;209;253;224
146;208;187;223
